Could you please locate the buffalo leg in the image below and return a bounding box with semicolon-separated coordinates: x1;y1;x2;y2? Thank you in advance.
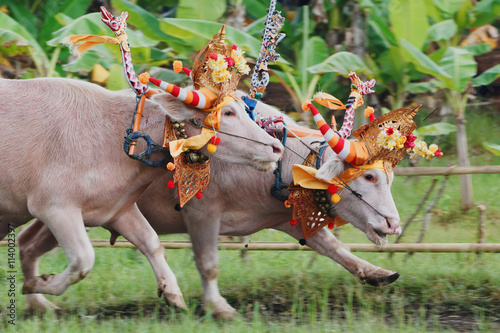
22;208;95;295
182;207;237;319
274;223;399;286
107;204;187;310
18;219;61;310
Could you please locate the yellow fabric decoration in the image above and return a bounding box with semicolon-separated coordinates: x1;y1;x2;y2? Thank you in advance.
67;34;123;54
292;160;389;190
168;95;235;157
331;193;341;203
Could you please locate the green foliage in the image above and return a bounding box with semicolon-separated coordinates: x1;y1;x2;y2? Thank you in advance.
389;0;429;50
0;11;50;76
176;0;226;22
417;122;457;137
159;18;262;57
483;142;500;156
427;19;458;42
307;51;369;76
472;64;500;87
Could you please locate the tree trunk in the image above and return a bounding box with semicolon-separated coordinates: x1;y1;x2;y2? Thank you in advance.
455;108;474;210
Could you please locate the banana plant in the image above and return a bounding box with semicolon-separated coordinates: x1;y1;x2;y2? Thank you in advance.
396;0;500;210
0;0;94;77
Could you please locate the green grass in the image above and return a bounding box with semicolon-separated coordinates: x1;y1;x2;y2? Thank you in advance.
1;110;500;332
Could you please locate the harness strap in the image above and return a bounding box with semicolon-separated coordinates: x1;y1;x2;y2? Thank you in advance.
270;127;289;201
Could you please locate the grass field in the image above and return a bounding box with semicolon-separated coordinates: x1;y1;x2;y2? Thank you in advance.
1;112;500;332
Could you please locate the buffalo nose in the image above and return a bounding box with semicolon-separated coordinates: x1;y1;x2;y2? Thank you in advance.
270;140;284;157
386;217;401;235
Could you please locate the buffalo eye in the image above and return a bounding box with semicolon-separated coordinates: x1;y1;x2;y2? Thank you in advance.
224;109;234;116
365;174;374;181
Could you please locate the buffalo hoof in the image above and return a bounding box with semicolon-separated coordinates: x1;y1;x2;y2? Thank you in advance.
22;278;37;294
26;294;61;312
164;292;188;311
205;299;237;320
212;308;237;320
365;272;400;287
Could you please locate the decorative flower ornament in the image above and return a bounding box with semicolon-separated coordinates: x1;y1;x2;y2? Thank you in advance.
377;125;443;160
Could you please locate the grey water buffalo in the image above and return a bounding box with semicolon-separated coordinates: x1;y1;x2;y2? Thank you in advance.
0;77;283;309
19;95;401;318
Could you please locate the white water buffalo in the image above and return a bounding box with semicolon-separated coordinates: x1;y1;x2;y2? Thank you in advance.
18;95;401;318
0;77;283;309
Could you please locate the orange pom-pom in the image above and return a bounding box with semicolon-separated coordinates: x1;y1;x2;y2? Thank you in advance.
173;60;182;73
364;106;374;118
139;72;150;85
290;219;297;226
195;191;203;199
302;101;312;112
167;162;175;171
167;180;175;189
207;143;217;153
284;200;291;208
331;193;341;204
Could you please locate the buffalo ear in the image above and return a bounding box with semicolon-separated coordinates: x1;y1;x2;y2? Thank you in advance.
150;92;204;122
316;158;344;182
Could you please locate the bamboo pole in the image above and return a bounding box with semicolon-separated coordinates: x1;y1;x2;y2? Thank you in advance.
407;176;449;257
477;204;487;244
394;165;500;176
3;240;500;253
128;94;146;156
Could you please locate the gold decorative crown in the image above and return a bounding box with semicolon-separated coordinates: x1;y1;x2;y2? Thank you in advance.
352;105;420;168
191;25;249;106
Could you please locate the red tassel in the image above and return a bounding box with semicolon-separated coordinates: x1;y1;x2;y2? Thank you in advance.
328;222;334;229
167;180;175;189
195;191;203;199
290;219;297;226
369;113;376;122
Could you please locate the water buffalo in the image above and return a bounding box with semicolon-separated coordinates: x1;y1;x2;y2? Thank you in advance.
0;77;283;309
18;94;401;318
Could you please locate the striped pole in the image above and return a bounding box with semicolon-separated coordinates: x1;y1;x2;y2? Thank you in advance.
149;77;214;110
306;103;365;165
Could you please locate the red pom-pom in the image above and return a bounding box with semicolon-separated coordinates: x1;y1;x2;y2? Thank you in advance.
232;44;238;50
290;219;297;226
167;180;175;189
385;127;394;135
209;52;218;60
328;222;335;229
210;136;221;145
369;113;376;122
195;191;203;199
328;185;338;194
